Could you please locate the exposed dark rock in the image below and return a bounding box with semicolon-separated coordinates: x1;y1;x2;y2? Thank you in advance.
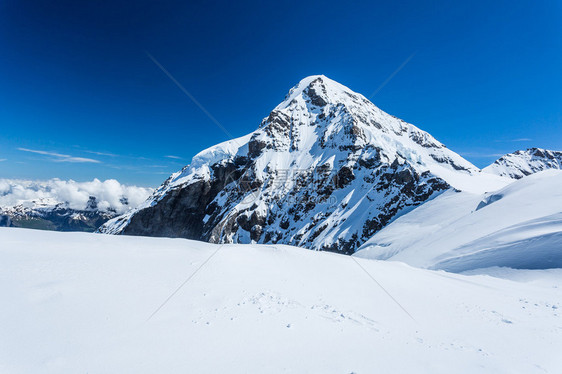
0;215;13;227
86;196;98;210
304;78;328;107
280;219;290;230
122;179;212;239
430;154;470;171
248;140;266;158
334;166;355;189
409;131;441;148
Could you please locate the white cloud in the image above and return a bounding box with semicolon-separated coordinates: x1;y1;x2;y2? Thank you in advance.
83;150;118;157
18;148;101;163
0;159;6;162
0;179;153;214
54;157;102;163
164;155;182;160
494;138;533;143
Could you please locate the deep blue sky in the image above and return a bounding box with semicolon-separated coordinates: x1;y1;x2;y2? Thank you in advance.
1;0;561;186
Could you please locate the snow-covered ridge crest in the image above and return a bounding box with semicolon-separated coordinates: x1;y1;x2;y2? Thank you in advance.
484;147;562;179
99;75;510;253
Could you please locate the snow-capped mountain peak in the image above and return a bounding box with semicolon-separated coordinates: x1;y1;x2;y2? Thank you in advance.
273;75;433;139
276;75;366;110
483;147;562;179
99;75;509;253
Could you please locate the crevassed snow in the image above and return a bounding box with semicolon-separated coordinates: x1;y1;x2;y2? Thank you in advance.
1;227;561;373
355;170;562;271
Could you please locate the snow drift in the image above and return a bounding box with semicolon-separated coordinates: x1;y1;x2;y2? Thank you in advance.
355;170;562;271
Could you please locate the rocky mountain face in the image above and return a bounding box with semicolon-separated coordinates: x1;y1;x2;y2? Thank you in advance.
99;75;506;254
483;148;562;179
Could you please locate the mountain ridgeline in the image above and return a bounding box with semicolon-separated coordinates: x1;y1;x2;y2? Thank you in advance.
0;204;115;232
483;148;562;179
0;179;153;232
98;76;555;254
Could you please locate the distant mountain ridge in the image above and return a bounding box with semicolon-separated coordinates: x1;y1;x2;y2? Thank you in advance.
484;148;562;179
0;179;152;232
0;204;115;232
99;75;508;253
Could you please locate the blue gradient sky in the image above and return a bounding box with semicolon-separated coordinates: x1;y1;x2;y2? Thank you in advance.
1;0;561;186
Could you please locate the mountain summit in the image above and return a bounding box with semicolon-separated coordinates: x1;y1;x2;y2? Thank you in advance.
99;75;507;253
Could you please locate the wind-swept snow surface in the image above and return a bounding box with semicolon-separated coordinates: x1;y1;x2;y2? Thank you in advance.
1;228;561;373
356;171;562;271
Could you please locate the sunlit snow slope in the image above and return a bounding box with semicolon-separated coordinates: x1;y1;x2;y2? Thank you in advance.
356;170;562;271
1;228;561;373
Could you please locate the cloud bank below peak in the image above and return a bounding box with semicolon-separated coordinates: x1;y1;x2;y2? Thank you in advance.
0;178;153;214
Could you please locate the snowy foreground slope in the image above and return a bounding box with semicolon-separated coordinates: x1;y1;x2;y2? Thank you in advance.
1;228;561;373
356;170;562;271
